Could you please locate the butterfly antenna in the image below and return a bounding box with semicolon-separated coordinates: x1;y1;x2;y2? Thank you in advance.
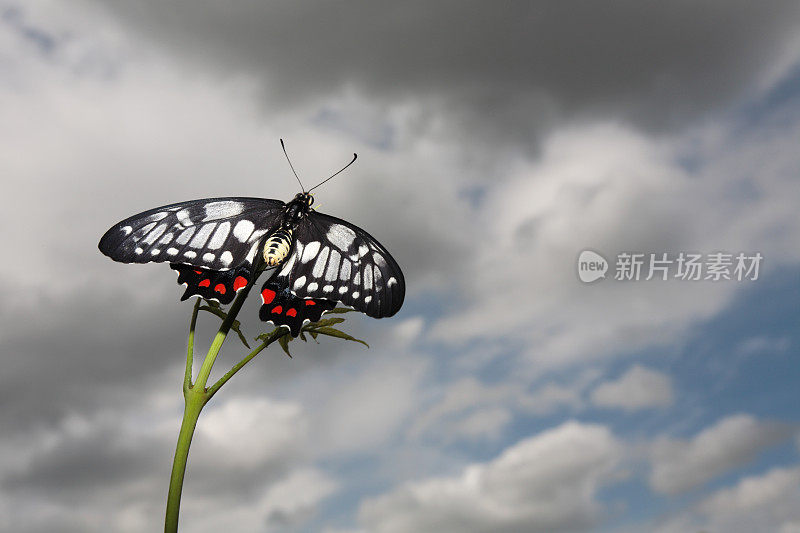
308;153;358;192
280;138;305;192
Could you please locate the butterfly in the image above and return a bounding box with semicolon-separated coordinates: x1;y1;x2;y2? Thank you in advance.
98;144;405;336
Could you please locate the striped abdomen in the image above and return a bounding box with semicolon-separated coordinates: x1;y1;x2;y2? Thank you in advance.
262;228;293;266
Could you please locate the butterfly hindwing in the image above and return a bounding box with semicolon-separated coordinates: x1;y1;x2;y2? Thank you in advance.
258;277;336;336
99;197;284;271
273;212;405;318
171;264;252;304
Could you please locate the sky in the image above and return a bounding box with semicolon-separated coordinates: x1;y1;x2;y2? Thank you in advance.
1;1;800;532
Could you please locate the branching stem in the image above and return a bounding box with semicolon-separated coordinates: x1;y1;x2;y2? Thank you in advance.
207;328;287;401
165;280;280;533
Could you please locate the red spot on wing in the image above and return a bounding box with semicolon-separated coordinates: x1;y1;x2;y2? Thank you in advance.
214;284;226;294
233;276;248;291
286;308;297;317
305;300;316;306
261;288;276;304
194;270;202;274
199;279;211;287
271;305;283;314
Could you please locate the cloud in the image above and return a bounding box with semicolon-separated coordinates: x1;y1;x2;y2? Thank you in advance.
430;116;800;371
0;392;332;533
259;468;338;527
649;414;795;494
359;421;624;533
655;466;800;533
409;377;583;443
88;1;800;146
3;2;800;531
736;335;792;356
591;365;674;411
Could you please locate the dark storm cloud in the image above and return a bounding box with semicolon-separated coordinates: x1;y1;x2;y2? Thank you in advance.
0;283;187;429
91;0;800;141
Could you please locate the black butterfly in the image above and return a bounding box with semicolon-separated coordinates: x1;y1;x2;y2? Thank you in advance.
98;148;405;335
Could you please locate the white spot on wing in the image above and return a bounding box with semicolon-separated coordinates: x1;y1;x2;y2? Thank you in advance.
293;276;306;290
338;286;348;294
233;219;254;242
323;285;334;293
373;252;387;268
121;226;132;236
189;223;216;248
208;221;231;249
145;212;169;222
203;253;215;262
364;295;372;303
176;226;195;245
339;260;351;281
132;222;157;242
176;209;192;226
135;247;143;255
326;224;356;251
184;251;197;259
151;248;161;255
325;249;341;281
352;291;360;299
248;229;267;243
364;266;373;290
301;241;321;263
307;282;318;292
245;242;260;264
312;247;330;278
167;247;179;256
142;223;168;245
387;277;397;287
220;250;233;266
202;200;244;221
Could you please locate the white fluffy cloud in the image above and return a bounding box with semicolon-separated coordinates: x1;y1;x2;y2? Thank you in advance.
649;414;795;494
0;393;328;533
591;365;674;411
359;421;624;533
655;466;800;533
408;377;583;443
432;119;800;372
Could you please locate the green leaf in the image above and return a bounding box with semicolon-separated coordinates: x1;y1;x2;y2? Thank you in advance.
278;334;292;358
309;331;319;343
232;326;251;349
299;331;307;342
308;326;369;348
255;327;282;343
199;305;250;349
307;317;346;328
326;307;356;314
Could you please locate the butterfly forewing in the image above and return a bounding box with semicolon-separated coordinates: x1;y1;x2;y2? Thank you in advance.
274;212;405;318
98;197;284;271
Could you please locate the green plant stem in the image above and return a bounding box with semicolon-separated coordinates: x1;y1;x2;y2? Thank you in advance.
164;387;204;533
206;328;287;401
183;298;201;393
165;282;254;533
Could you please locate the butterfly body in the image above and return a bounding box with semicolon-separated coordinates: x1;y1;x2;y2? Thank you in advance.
99;190;404;334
